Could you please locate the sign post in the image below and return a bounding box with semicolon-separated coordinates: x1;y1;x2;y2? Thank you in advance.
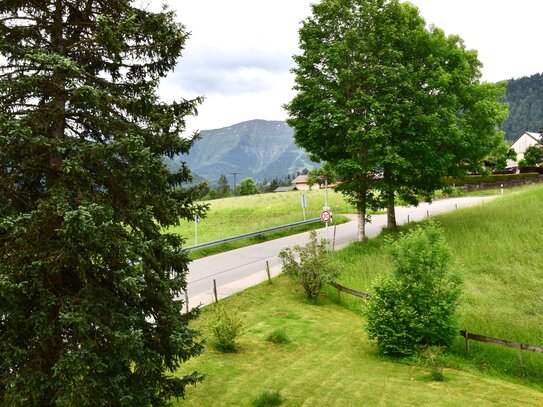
194;214;200;245
324;178;330;240
321;209;331;240
301;194;307;220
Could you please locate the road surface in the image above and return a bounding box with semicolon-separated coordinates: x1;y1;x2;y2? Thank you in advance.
185;196;497;309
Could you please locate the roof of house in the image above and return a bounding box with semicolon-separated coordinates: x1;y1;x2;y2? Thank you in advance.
512;131;542;145
274;186;296;193
292;174;309;184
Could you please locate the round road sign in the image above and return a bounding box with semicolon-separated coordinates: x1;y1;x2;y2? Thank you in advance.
320;210;331;223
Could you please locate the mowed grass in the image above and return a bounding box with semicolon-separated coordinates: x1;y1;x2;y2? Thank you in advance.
168;189;356;247
326;183;543;386
173;276;543;406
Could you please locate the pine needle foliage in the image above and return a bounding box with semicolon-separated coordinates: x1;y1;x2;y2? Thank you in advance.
0;2;207;405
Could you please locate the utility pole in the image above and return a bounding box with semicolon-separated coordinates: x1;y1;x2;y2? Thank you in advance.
230;172;240;196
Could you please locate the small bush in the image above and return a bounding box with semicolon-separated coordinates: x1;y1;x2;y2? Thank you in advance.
252;389;284;407
421;346;446;381
278;230;338;299
364;220;461;356
266;329;291;344
207;304;244;353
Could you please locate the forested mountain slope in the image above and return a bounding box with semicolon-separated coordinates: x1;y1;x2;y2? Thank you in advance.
502;73;543;141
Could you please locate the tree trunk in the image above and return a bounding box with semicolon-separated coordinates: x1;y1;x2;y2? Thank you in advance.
357;183;368;241
357;207;367;242
384;166;397;229
386;189;397;229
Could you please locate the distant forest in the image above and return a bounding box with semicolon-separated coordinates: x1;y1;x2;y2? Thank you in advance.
502;73;543;141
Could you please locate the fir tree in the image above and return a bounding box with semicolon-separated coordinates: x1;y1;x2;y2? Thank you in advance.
0;1;206;405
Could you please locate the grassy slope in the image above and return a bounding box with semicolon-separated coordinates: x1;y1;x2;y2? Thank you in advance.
174;277;542;406
168;189;356;247
326;183;543;386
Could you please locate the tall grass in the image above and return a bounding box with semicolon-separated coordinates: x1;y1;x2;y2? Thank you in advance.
327;183;543;385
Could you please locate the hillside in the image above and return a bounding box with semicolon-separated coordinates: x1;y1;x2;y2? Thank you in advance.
502;73;543;140
170;119;316;184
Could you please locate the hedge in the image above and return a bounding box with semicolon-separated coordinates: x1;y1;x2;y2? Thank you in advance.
445;172;540;186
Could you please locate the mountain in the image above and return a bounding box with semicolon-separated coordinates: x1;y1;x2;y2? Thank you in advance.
172;119;317;184
502;73;543;141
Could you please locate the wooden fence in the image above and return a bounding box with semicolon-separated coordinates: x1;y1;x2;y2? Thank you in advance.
328;281;370;299
328;281;543;365
460;329;543;367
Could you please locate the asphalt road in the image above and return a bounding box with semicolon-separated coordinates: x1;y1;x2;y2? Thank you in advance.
185;195;497;309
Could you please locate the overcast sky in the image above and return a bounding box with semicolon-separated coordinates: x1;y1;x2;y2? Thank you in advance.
155;0;543;134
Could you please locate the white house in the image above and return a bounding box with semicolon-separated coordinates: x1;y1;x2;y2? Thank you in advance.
509;131;542;166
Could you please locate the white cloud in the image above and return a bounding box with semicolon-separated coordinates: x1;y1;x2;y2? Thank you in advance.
154;0;543;134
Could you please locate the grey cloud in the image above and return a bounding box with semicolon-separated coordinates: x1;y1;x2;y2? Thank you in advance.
170;47;294;95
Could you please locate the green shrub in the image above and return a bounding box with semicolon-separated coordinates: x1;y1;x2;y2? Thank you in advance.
207;304;244;353
364;221;461;356
252;389;284;407
445;172;539;186
266;329;291;344
278;230;338;299
421;346;446;381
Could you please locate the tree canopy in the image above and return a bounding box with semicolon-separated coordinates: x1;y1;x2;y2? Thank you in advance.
285;0;507;239
502;73;543;141
236;177;259;196
0;1;206;405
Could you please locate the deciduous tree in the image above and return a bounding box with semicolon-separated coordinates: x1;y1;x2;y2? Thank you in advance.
236;177;258;196
0;1;206;405
522;145;543;166
285;0;507;239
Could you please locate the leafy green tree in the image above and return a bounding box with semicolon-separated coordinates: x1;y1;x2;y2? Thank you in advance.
236;177;259;196
522;145;543;166
484;140;517;170
364;221;461;356
285;0;507;240
308;162;337;189
0;2;206;405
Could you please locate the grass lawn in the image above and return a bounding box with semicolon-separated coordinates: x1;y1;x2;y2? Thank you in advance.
173;276;543;406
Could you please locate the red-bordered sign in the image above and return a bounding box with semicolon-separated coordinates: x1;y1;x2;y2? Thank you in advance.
320;210;331;223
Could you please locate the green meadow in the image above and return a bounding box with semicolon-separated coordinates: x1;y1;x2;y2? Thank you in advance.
173;184;543;406
168;189;356;247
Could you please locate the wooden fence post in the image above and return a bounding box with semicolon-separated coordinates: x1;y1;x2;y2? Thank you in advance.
213;279;218;303
464;329;470;353
332;224;337;251
266;260;272;283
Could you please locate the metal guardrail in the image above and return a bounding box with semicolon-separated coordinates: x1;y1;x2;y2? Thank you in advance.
184;217;321;251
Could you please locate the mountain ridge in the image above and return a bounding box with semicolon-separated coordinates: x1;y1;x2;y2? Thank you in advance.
171;119;317;184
